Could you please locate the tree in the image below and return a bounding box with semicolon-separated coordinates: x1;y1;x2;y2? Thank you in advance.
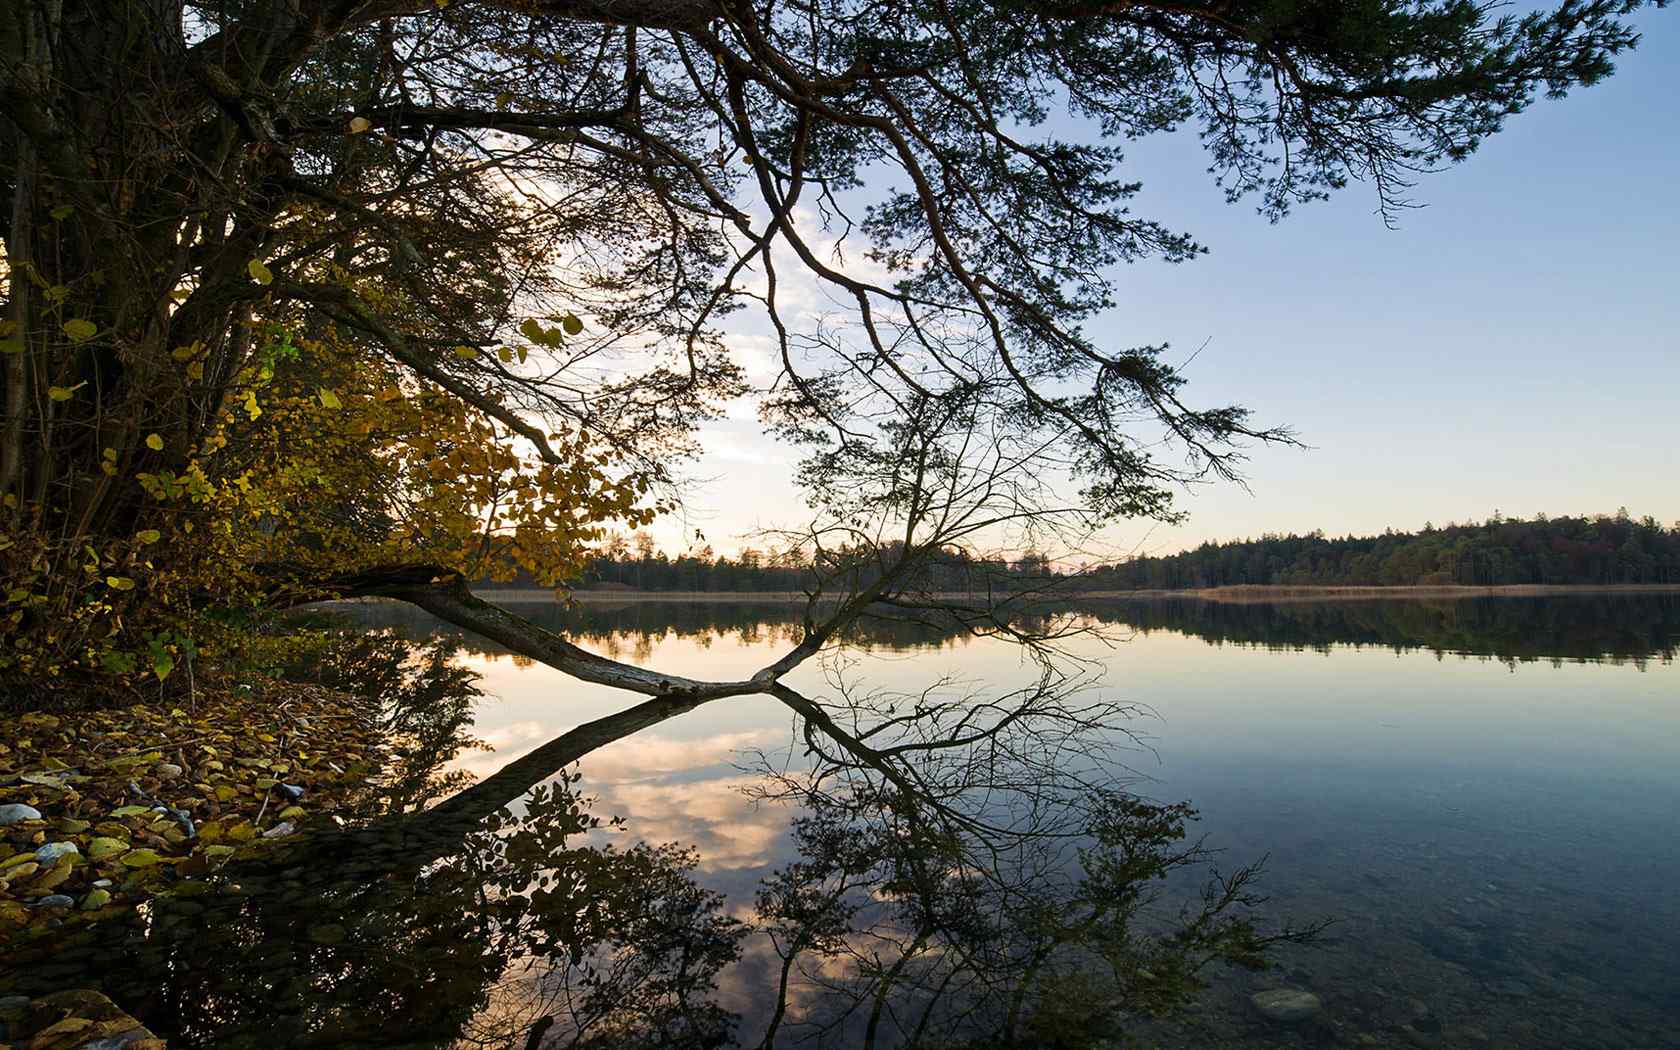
1;14;1666;1031
3;0;1662;678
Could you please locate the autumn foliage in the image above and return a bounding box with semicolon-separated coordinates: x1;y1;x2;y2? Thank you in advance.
0;315;662;683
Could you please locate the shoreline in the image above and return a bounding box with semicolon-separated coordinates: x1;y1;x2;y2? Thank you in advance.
463;583;1680;605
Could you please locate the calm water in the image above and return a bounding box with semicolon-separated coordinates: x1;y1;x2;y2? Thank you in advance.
18;595;1680;1048
362;594;1680;1048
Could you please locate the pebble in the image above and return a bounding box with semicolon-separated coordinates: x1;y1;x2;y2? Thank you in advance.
0;804;42;825
155;763;184;778
34;841;80;865
31;894;75;908
1250;988;1323;1024
261;821;296;839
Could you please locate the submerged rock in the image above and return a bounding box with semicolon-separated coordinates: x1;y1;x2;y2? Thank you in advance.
1251;988;1323;1024
30;894;75;908
34;841;80;865
0;804;43;825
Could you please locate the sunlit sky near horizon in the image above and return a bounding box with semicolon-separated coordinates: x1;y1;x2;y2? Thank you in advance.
645;8;1678;560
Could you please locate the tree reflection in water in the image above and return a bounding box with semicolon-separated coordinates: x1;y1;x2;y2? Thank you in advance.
8;633;1319;1049
347;592;1680;669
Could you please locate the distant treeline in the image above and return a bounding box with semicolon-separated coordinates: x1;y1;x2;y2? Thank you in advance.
1087;511;1680;589
480;511;1680;593
494;536;1052;594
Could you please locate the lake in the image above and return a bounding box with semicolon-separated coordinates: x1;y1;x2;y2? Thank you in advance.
16;593;1680;1048
348;593;1680;1049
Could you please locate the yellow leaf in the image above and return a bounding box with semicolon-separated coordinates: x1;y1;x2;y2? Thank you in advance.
48;385;77;401
35;1017;93;1039
106;576;136;591
244;390;262;419
63;318;98;341
146;433;164;451
561;313;584;335
136;529;161;544
452;345;478;359
348;115;372;134
247;259;273;285
317;387;343;409
186;359;204;380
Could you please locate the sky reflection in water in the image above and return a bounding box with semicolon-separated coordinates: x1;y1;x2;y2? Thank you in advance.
346;594;1680;1048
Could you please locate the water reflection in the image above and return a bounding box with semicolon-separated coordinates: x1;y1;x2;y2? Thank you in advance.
6;631;1317;1050
343;592;1680;667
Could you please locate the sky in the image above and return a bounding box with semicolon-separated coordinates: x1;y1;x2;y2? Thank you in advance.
647;7;1679;560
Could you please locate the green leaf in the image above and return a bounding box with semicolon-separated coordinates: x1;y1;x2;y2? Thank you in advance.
153;652;175;681
0;339;23;355
247;259;273;285
110;805;151;817
87;837;126;861
561;313;584;335
50;204;74;221
118;848;165;868
136;529;161;544
62;318;98;341
105;576;136;591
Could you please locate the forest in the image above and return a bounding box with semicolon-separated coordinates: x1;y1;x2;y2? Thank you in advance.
1088;511;1680;589
559;512;1680;593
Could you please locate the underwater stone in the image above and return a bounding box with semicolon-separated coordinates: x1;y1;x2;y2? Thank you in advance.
34;841;80;865
1251;988;1323;1024
0;804;43;825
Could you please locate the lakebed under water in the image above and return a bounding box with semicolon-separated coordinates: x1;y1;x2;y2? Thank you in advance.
12;593;1679;1049
347;593;1680;1050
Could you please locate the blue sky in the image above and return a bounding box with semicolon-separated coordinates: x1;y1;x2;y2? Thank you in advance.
655;7;1679;559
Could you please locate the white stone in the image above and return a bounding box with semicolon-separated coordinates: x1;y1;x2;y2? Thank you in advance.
1251;988;1323;1024
34;841;80;864
0;804;43;825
